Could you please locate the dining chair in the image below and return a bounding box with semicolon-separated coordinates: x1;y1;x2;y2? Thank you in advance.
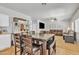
21;33;43;55
14;33;29;55
47;36;56;55
14;33;22;55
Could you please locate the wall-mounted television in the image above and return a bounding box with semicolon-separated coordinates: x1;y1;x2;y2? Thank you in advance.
39;22;45;29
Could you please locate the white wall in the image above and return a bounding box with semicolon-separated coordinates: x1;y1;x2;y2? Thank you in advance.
51;21;69;31
0;14;9;27
75;18;79;42
71;8;79;22
71;22;75;31
29;19;37;33
75;19;79;32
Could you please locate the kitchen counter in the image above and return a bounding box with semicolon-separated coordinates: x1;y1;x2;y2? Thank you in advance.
0;34;11;51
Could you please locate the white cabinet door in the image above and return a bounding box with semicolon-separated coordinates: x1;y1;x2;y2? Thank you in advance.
0;14;9;26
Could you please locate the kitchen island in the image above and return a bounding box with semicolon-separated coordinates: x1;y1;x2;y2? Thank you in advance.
0;34;11;51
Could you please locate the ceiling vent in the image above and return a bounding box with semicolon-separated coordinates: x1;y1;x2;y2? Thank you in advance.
41;3;47;6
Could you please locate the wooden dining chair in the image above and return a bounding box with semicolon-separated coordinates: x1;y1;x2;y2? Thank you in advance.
14;33;28;55
47;36;56;55
14;33;22;55
22;34;43;55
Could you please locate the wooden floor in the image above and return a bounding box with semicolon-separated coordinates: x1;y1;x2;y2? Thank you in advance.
0;46;15;55
0;36;79;55
56;36;79;55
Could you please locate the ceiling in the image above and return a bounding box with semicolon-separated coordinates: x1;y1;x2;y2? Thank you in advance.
0;3;79;21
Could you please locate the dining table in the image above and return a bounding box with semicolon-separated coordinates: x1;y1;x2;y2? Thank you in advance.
31;33;55;55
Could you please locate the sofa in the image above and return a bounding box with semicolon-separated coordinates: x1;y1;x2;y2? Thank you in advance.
63;31;75;43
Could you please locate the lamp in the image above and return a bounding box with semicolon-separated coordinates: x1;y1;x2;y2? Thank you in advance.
51;18;57;22
51;20;54;22
67;27;71;31
67;27;71;33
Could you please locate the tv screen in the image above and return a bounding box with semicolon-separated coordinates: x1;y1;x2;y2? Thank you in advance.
39;22;45;29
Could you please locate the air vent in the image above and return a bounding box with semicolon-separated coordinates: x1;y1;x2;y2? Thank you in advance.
41;3;47;6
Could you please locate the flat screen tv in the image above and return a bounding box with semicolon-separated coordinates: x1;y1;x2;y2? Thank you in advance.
39;22;45;29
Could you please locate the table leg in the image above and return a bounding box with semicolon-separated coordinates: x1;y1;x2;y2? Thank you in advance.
42;41;47;55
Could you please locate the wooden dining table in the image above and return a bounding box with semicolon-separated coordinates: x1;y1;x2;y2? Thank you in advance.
31;34;55;55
